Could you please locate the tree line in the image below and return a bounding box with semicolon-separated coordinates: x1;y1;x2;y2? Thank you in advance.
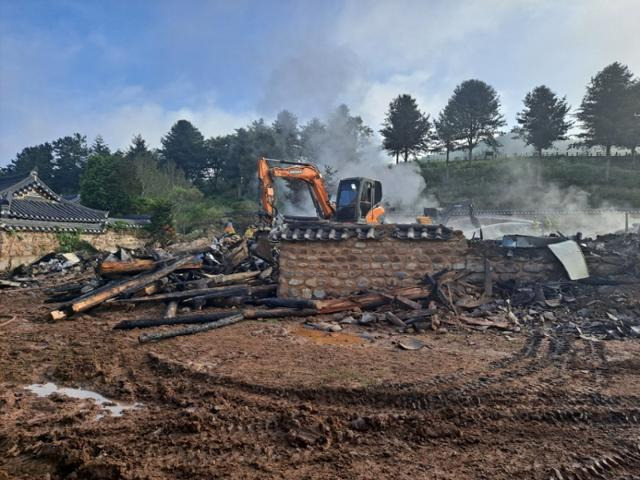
0;61;638;223
381;62;639;166
0;105;374;223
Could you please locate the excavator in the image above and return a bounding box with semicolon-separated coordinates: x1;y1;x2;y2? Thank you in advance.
258;157;385;224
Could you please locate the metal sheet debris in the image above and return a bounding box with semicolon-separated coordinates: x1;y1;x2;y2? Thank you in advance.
548;240;589;280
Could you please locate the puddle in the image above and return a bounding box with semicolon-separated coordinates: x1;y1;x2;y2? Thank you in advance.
26;383;142;418
293;325;366;346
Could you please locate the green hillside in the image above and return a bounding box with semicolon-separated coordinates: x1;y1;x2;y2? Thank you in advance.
419;156;640;210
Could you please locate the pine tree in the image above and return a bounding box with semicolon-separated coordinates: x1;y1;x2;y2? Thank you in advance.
578;62;636;180
516;85;571;157
2;143;55;183
433;105;461;178
91;135;111;156
445;80;506;162
51;133;89;194
380;94;432;164
160;120;207;181
127;134;151;159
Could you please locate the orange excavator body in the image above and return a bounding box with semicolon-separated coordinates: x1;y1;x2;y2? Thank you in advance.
257;157;385;224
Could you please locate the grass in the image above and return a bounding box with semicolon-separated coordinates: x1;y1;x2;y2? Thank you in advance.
418;156;640;209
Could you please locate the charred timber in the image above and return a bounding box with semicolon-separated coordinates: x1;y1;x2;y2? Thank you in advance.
138;313;245;343
49;256;195;320
114;307;319;330
111;284;277;304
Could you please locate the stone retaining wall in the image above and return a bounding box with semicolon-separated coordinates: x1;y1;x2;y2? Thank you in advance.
0;230;147;271
278;233;621;299
278;231;469;299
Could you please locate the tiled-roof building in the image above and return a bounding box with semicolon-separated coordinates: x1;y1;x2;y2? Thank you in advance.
0;170;109;232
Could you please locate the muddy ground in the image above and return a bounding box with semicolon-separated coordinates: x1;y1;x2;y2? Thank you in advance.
1;275;639;480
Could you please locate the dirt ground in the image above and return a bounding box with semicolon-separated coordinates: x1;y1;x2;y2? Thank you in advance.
1;276;639;480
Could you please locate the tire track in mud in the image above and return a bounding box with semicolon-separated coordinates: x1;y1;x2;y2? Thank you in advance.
545;441;640;480
145;330;640;449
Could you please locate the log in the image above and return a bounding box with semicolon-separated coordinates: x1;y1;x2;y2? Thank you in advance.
165;301;178;318
99;258;202;276
50;256;195;319
99;258;156;275
385;311;406;327
186;284;277;303
241;308;318;319
204;271;260;286
394;295;422;310
138;313;244;343
115;310;235;330
313;286;432;314
44;281;88;295
136;282;160;297
112;284;276;304
114;307;319;330
252;298;316;309
0;279;22;288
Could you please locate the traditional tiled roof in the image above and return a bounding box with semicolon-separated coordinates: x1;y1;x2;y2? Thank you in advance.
8;198;107;222
0;170;109;232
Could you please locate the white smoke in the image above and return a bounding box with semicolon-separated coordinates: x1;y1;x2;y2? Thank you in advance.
278;117;434;223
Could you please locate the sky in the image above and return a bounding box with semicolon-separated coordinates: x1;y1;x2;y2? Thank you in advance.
0;0;639;164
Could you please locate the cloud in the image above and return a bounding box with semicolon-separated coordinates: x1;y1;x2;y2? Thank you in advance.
0;97;256;161
258;45;366;118
331;0;640;124
1;0;639;165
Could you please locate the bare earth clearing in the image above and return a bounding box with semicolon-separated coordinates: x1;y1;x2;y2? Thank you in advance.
1;277;639;480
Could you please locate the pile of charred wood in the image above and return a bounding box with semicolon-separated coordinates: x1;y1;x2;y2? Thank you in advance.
36;229;640;344
45;234;273;321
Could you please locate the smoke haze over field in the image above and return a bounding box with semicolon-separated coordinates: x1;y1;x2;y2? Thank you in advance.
1;0;639;162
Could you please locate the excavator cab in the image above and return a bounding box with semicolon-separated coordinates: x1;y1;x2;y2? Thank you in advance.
335;177;384;223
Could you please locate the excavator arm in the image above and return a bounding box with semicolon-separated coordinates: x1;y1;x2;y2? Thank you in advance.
258;157;335;221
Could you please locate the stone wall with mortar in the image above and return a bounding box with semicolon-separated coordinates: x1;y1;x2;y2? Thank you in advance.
278;235;621;299
278;232;469;299
0;230;147;271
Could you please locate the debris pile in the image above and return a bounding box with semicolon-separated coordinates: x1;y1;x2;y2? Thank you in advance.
1;252;96;288
4;227;635;345
44;232;277;321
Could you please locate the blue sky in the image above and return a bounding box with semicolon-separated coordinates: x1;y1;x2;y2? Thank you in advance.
1;0;639;163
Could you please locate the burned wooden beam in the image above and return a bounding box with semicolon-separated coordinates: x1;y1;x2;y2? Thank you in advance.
385;311;406;327
49;256;195;320
114;311;236;330
112;284;277;304
98;258;156;275
99;258;202;276
312;286;432;314
114;306;319;330
187;285;277;304
251;298;316;309
138;313;244;343
394;295;422;310
241;307;318;319
205;271;260;285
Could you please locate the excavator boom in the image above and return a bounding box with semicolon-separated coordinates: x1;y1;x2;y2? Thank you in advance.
258;157;335;221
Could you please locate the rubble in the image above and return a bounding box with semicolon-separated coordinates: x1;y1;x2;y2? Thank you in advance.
2;228;640;479
0;225;634;344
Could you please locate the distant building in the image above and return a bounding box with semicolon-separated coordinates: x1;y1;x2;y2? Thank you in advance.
0;170;147;233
